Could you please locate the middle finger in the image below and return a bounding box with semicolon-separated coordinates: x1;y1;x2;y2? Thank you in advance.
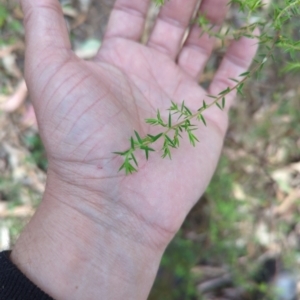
147;0;199;59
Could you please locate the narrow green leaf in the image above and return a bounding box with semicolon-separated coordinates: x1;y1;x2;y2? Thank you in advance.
126;162;137;175
181;100;185;112
157;109;164;124
239;71;250;77
174;137;179;147
130;137;135;150
118;157;137;175
113;150;129;156
165;135;176;148
147;133;163;142
140;146;155;152
237;83;244;95
200;114;207;126
193;133;199;142
145;149;149;160
207;94;217;99
187;130;199;147
216;102;223;110
182;121;190;131
134;131;142;144
222;97;225;109
178;113;184;120
118;161;126;172
131;153;138;167
184;105;192;116
168;112;172;128
218;87;230;95
175;128;182;138
170;101;178;111
155;109;167;127
162;144;172;159
173;130;180;147
145;118;159;125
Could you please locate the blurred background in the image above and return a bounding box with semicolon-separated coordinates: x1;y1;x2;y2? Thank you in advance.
0;0;299;299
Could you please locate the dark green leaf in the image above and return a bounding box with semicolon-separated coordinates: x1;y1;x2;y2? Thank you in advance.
130;137;135;150
140;146;155;152
184;105;192;116
239;71;250;77
113;150;129;156
131;153;138;167
200;114;207;126
145;149;149;160
237;83;244;95
126;162;137;175
170;101;178;111
177;113;184;120
134;130;142;144
168;112;172;128
173;130;180;147
118;161;126;172
145;118;159;125
147;133;163;142
218;87;230;95
216;102;223;110
222;97;225;109
165;135;176;148
207;94;217;99
162;144;172;159
187;130;199;147
157;109;162;122
181;100;185;112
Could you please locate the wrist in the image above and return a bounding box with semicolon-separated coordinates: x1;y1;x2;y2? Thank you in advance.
11;173;164;299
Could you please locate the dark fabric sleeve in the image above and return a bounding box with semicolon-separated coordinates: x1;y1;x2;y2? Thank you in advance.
0;250;54;300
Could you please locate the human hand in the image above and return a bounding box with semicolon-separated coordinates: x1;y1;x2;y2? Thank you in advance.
11;0;258;299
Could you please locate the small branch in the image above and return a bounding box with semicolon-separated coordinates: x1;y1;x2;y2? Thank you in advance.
115;13;281;174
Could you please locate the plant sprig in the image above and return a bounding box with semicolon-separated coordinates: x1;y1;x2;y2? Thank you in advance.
114;0;298;174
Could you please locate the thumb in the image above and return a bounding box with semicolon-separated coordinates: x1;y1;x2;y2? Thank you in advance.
21;0;72;71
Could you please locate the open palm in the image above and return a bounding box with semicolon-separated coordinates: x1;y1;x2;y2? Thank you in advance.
22;0;258;248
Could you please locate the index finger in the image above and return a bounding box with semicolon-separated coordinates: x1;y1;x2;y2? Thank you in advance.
103;0;151;42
